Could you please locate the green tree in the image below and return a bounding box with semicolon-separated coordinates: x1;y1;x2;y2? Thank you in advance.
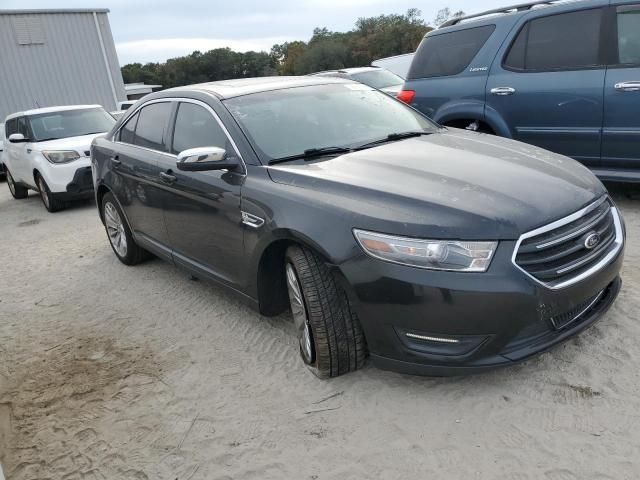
122;8;440;86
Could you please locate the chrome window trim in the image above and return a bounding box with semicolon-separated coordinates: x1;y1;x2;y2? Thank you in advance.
112;97;246;171
512;196;623;290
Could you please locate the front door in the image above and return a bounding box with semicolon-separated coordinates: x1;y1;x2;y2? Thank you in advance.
602;4;640;171
7;117;32;184
159;100;246;289
486;6;606;167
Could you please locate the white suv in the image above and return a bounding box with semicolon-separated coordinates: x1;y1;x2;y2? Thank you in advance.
4;105;115;212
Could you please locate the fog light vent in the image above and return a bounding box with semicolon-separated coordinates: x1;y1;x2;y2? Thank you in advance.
396;328;489;357
405;333;460;344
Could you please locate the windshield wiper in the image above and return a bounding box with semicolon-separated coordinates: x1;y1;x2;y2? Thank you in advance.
355;131;432;150
269;146;353;165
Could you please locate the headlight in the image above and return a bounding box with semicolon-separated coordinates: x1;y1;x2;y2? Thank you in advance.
42;150;81;164
353;229;497;272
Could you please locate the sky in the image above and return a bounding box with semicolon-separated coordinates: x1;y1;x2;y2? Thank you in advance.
1;0;506;64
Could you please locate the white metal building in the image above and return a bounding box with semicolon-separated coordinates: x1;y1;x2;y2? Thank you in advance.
0;8;126;120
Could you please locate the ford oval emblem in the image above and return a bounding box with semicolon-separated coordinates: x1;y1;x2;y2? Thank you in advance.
584;232;601;250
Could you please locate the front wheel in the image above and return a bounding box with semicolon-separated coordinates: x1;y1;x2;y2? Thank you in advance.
101;192;149;265
285;245;367;378
6;170;29;199
36;173;64;212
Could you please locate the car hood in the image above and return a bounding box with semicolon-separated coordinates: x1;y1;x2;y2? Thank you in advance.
32;133;107;154
267;129;606;240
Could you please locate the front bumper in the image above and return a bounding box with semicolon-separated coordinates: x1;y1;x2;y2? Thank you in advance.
49;166;94;201
42;157;93;194
338;238;624;376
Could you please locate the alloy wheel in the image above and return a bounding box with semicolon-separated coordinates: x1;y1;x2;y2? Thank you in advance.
286;263;314;364
104;202;128;258
7;172;16;196
37;177;50;209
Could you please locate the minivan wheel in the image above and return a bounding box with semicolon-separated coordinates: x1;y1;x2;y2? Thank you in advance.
6;170;29;199
101;192;149;265
285;245;367;378
36;174;64;212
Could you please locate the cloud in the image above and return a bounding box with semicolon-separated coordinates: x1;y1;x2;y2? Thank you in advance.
116;36;294;64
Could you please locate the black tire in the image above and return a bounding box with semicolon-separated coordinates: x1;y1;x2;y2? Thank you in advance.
101;192;149;265
35;173;64;213
6;169;29;199
285;245;367;378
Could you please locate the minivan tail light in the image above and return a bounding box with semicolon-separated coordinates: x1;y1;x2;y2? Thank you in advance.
397;90;415;104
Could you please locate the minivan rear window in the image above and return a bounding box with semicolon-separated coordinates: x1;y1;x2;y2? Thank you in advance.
407;25;496;79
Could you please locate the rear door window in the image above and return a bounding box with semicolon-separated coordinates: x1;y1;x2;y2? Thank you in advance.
408;25;496;79
133;102;173;152
616;6;640;65
504;9;603;71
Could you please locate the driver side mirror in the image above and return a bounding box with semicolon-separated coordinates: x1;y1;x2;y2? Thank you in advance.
9;133;28;143
176;147;239;172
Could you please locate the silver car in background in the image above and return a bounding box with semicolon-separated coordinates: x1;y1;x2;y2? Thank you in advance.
310;66;404;96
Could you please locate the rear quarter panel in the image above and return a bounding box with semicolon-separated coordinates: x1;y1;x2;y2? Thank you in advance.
403;17;520;124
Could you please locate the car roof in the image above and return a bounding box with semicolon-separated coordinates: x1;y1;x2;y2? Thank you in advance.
311;66;382;76
5;104;103;121
166;76;354;99
436;0;589;31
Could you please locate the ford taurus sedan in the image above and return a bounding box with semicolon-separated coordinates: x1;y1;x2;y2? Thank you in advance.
91;77;625;378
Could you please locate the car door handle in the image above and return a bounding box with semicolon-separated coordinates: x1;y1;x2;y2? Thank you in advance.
614;81;640;92
110;156;121;166
160;171;177;184
491;87;516;96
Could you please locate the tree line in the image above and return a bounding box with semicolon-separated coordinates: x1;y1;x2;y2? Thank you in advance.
121;8;464;88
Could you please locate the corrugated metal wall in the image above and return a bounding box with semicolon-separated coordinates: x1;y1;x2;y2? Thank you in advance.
0;10;126;120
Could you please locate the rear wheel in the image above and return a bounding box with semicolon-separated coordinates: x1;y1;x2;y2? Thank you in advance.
6;170;28;199
285;245;367;378
101;192;149;265
36;173;64;212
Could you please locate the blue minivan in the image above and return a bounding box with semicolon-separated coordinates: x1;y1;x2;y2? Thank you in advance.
400;0;640;182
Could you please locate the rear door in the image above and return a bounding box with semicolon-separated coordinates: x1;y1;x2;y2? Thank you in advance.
601;3;640;172
486;6;607;167
158;99;246;289
111;101;174;257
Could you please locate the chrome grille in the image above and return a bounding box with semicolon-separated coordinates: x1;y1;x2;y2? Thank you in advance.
514;197;623;289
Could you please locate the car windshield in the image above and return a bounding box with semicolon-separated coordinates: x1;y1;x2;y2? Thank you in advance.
224;83;437;162
28;108;116;142
350;69;404;89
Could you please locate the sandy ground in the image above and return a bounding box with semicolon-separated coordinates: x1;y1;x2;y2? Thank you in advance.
0;182;639;480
